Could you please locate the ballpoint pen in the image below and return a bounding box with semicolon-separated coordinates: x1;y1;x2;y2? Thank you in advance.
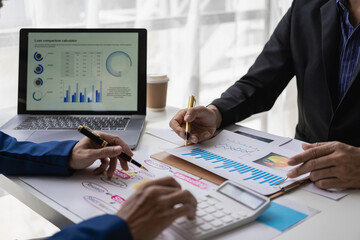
185;95;196;146
77;125;148;171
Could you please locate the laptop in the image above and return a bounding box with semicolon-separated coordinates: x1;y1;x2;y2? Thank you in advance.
0;28;147;149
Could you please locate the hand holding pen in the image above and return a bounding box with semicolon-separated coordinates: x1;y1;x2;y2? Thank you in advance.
170;101;220;145
77;126;148;173
69;127;138;178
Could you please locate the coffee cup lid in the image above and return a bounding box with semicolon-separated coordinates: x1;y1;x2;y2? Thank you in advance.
147;74;169;83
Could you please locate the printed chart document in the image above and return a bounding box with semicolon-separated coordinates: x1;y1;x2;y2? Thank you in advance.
20;152;214;220
166;130;308;196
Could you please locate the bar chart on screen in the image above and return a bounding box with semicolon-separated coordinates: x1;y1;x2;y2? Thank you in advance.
63;80;102;103
166;130;305;195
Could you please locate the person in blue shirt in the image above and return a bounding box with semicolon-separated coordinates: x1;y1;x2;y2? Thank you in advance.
0;1;197;239
0;130;197;240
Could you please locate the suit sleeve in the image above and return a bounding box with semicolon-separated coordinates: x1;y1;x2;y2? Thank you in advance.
211;3;295;128
0;131;76;175
48;215;133;240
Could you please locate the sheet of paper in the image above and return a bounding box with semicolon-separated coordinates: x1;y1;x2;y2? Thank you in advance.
301;183;349;200
20;151;214;221
166;130;308;195
146;128;184;146
146;125;292;147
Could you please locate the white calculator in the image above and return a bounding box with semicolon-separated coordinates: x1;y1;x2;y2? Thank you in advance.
171;180;270;239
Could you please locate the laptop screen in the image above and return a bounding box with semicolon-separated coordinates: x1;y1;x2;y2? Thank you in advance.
18;29;147;115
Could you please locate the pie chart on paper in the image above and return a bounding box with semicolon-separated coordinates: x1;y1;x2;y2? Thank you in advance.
106;51;132;77
263;155;289;168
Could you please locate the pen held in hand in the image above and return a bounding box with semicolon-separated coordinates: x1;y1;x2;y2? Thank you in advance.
77;125;148;171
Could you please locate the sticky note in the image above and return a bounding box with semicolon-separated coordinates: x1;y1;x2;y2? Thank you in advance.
256;202;308;231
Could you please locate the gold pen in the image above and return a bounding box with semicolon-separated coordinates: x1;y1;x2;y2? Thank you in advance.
185;95;196;145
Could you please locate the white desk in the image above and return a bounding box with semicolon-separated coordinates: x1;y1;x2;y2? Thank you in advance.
0;106;360;239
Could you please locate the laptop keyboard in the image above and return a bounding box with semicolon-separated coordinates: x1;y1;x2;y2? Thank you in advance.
15;116;130;130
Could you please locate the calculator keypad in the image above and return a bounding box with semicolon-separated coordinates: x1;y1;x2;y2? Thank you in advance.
173;196;248;238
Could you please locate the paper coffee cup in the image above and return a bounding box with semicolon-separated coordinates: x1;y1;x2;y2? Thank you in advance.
147;74;169;111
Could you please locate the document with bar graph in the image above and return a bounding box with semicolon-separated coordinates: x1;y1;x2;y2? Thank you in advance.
166;130;309;195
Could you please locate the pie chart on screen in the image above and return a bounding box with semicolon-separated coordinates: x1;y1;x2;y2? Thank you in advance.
263;155;288;168
106;51;132;77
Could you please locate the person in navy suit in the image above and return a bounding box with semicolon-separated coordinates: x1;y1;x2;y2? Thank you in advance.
170;0;360;190
0;130;196;240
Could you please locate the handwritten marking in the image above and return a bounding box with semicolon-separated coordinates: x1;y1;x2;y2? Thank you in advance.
83;195;117;214
82;181;108;193
173;172;208;190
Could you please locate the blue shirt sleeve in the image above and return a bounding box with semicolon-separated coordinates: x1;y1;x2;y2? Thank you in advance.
48;215;133;240
0;131;77;175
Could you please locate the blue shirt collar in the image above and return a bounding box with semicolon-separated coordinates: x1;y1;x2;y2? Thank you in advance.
336;0;348;11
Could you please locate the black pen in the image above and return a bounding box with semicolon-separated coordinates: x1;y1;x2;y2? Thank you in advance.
77;125;148;171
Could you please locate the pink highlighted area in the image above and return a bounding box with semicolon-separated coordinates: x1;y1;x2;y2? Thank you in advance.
114;169;131;180
173;172;208;190
111;195;126;204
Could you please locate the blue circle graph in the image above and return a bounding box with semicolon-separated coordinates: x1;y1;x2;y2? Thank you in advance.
106;51;132;77
32;91;43;101
33;52;43;61
34;64;44;74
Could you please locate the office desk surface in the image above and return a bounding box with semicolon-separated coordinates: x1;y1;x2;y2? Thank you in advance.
0;106;360;240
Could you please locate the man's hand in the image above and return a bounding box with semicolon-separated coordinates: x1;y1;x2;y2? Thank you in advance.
169;105;222;144
117;176;197;240
68;131;133;178
287;141;360;189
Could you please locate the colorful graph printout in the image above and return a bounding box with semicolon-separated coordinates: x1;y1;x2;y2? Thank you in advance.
167;130;308;195
254;153;289;170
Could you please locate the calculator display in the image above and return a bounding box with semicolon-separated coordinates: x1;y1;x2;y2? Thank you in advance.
217;182;266;210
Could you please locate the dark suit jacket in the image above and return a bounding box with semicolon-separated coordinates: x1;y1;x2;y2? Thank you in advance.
212;0;360;146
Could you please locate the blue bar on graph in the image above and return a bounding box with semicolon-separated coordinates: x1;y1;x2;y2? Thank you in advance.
65;86;70;103
229;164;247;172
215;160;237;168
243;171;265;180
239;169;253;174
204;155;217;161
271;178;286;186
253;173;272;180
64;82;103;103
199;151;214;158
216;158;232;166
227;163;244;170
223;162;240;169
100;80;102;102
238;166;252;174
76;83;78;102
269;177;283;184
212;158;227;163
226;163;246;171
260;175;279;184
